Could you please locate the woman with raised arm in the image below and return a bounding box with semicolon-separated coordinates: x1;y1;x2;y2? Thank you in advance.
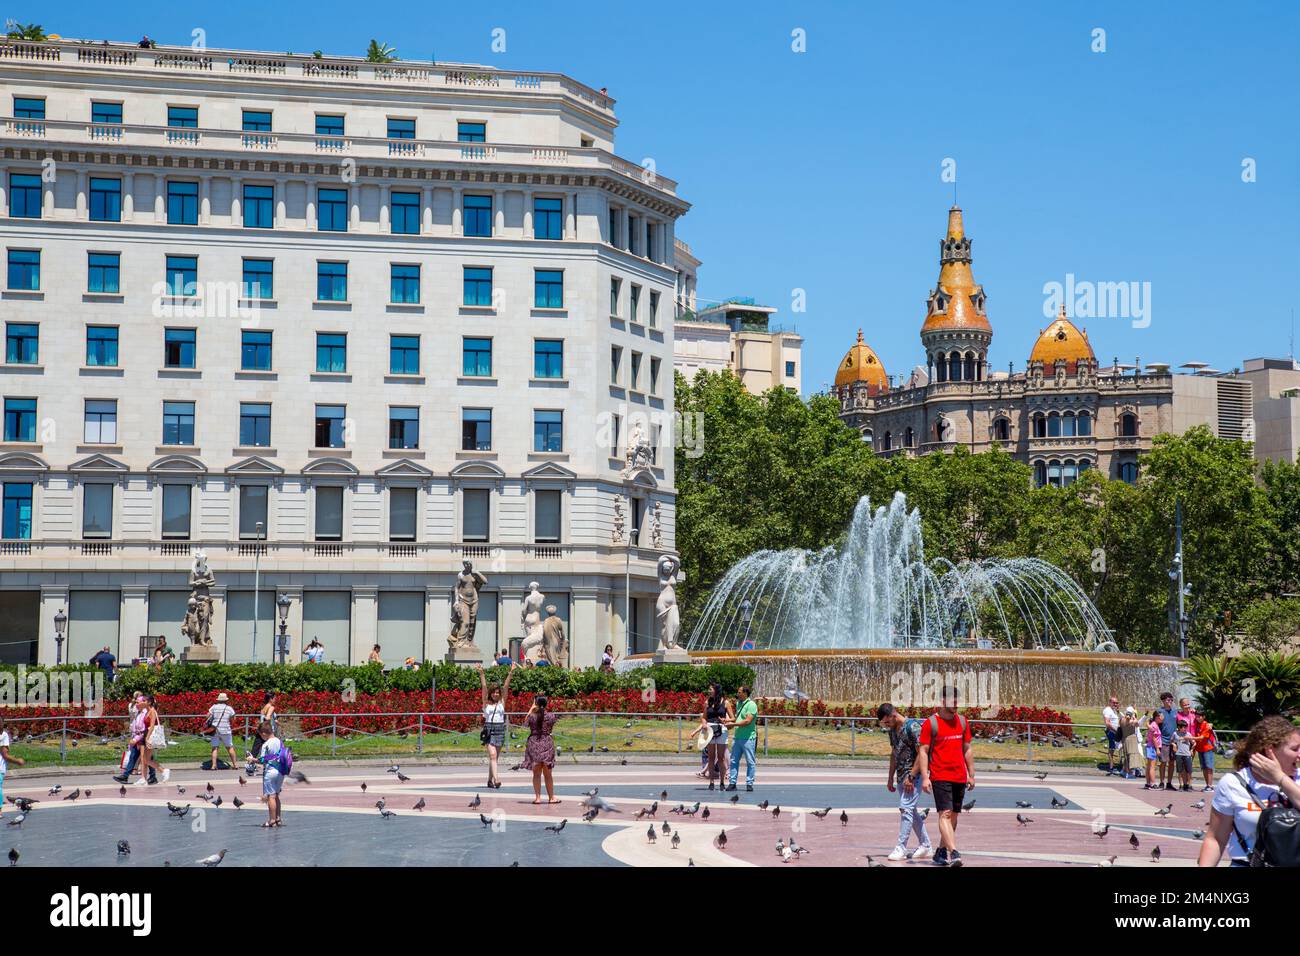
478;660;515;789
523;695;560;805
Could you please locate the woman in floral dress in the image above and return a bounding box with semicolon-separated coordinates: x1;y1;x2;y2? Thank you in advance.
523;695;561;805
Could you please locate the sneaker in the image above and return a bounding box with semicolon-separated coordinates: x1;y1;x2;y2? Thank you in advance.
1142;783;1154;790
887;846;908;861
162;768;171;783
932;847;949;866
949;850;963;868
132;778;148;787
745;785;753;792
725;784;737;792
911;845;934;860
1202;786;1214;792
708;782;715;791
112;774;129;784
1181;784;1191;792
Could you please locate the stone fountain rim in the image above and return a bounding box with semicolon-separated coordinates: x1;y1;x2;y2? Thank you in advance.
642;648;1183;667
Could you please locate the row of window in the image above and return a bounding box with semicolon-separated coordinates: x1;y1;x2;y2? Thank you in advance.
0;480;568;545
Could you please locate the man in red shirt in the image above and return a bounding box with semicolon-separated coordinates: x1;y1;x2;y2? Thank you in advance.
916;686;975;867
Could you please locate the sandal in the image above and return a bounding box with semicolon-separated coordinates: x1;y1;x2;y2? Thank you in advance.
261;822;275;828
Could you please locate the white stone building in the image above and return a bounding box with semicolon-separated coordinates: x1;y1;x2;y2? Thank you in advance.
0;38;688;666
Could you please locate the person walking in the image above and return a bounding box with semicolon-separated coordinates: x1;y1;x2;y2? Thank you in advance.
878;702;933;861
1102;696;1121;774
725;685;759;792
248;720;286;828
1197;715;1300;866
113;693;149;785
916;686;974;867
1155;693;1179;789
89;645;117;685
0;715;24;819
701;682;733;791
249;690;278;770
522;695;560;805
136;693;170;786
204;692;239;772
477;661;515;789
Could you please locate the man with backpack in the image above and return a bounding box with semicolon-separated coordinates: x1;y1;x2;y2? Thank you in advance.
915;686;975;867
878;702;933;861
248;720;291;828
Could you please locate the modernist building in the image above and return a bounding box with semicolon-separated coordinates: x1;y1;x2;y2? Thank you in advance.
0;37;687;666
835;206;1252;485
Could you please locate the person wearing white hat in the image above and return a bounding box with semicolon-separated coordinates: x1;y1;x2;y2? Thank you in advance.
205;692;239;772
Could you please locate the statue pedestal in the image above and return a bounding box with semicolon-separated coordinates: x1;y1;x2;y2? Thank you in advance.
652;646;692;666
444;643;484;665
181;644;220;665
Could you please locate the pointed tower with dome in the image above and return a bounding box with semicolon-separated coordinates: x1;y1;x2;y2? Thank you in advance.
921;206;993;383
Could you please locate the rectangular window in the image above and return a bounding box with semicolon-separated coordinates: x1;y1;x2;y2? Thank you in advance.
534;269;564;308
316;261;347;301
167;106;198;128
608;207;619;247
7;250;39;291
630;351;643;391
3;398;36;442
390;263;420;304
391;191;419;235
82;483;113;538
161;484;191;539
630;284;641;322
462;488;489;541
389;335;419;375
314;486;344;540
88;252;120;294
238;484;268;537
162;400;195;445
315;332;347;373
649;290;660;328
463;194;492;237
89;178;122;222
457;121;486;142
5;323;38;365
84;399;117;444
91;101;122;125
166;181;198;225
646;222;658;261
241;258;273;299
611;345;622;385
163;328;196;368
315;114;344;136
241;110;272;132
533;410;563;452
534;197;562;240
8;174;41;219
314;404;346;448
388;406;419;450
2;482;32;539
165;255;197;297
86;327;118;367
610;277;621;316
387;117;415;139
13;96;44;119
241;330;272;371
611;413;621;458
463;266;493;306
243;184;273;228
462;337;492;377
534;339;563;379
650;356;662;394
462;408;492;451
535;489;561;543
785;360;796;377
239;403;271;447
628;215;640;255
317;188;348;232
389;487;417;541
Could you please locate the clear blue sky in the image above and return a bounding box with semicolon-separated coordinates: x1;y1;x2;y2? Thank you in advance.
30;0;1300;392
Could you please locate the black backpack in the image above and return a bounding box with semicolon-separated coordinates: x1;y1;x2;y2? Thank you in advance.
1233;771;1300;868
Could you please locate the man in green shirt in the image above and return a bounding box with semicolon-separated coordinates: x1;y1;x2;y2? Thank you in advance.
725;685;759;791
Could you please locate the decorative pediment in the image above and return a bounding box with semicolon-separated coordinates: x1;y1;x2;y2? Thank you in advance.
225;455;284;476
376;458;434;479
0;451;48;473
450;459;506;479
621;466;658;489
147;454;207;474
301;456;359;477
69;453;129;473
522;462;577;481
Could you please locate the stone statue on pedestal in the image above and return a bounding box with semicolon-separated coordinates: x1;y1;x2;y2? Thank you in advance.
447;560;488;655
180;549;220;664
623;420;653;474
656;553;682;651
519;581;546;662
541;605;568;669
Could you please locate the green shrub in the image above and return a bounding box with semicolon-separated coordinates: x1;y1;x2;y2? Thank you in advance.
1184;652;1300;728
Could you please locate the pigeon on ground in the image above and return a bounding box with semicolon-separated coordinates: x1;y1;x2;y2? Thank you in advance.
962;799;976;812
772;806;781;819
1129;832;1140;849
1015;800;1033;809
387;764;401;774
119;786;126;797
647;801;658;817
582;809;599;822
757;800;770;811
1151;846;1161;863
206;782;214;794
581;795;621;813
360;782;368;793
1034;772;1049;780
1190;799;1206;811
288;771;309;784
660;790;669;801
8;848;18;866
582;788;600;798
865;855;886;867
781;844;793;862
702;807;711;820
85;790;92;799
6;814;24;828
167;803;192;818
233;797;245;810
647;825;657;843
468;794;481;809
671;831;681;850
730;794;740;805
545;820;566;833
479;813;492;827
117;840;130;856
812;807;832;819
661;821;671;834
1095;824;1110;838
48;785;61;796
717;828;728;849
1016;813;1034;826
63;789;81;801
239;777;246;787
636;807;651;820
196;849;228;866
1154;804;1173;817
1051;797;1069;808
396;772;410;783
412;798;426;812
840;810;849;826
379;809;396;820
1193;830;1206;840
177;787;186;794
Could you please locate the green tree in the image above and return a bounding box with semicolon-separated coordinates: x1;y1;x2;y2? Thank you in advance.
6;23;47;40
1260;457;1300;599
365;39;397;62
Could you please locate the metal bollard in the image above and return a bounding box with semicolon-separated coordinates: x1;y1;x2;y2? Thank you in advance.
763;718;768;757
417;713;423;754
1026;722;1033;764
331;716;338;757
677;716;682;753
60;718;67;763
591;713;597;752
850;718;856;757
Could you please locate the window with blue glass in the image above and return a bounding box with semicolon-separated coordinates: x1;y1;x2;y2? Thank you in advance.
390;264;420;304
315;114;344;136
457;121;486;142
534;340;563;379
316;332;347;372
534;269;563;308
164;328;196;368
389;335;419;374
2;482;32;539
317;188;347;232
390;191;419;235
463;194;492;237
239;403;271;447
533;410;563;452
242;110;272;132
241;258;273;299
5;324;37;365
241;330;272;371
316;261;347;301
3;398;36;442
166;181;198;225
388;406;419;449
165;255;198;297
462;337;492;377
314;404;346;448
534;197;562;240
243;184;273;228
89;178;122;222
13;97;44;119
463;266;492;307
91;101;122;124
387;117;415;139
167;106;198;128
7;250;39;291
88;253;120;293
9;174;41;219
462;408;492;451
162;401;195;445
86;327;118;367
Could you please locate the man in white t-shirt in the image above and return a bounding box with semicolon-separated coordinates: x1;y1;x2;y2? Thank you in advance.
0;716;25;817
1102;696;1121;774
205;692;239;772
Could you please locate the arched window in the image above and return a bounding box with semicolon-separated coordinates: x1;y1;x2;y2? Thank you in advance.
948;352;961;382
1079;459;1091;474
1078;411;1092;436
933;354;945;382
1119;461;1138;483
994;417;1010;441
1047;460;1063;488
1061;412;1077;437
883;431;892;451
904;427;914;448
1032;413;1046;438
861;428;873;447
1047;412;1062;437
1033;461;1047;487
964;352;976;381
1121;413;1138;437
1062;460;1079;487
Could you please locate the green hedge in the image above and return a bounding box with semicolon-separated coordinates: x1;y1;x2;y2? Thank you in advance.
2;661;754;700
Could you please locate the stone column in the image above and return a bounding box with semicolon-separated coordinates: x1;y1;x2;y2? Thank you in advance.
379;184;390;233
42;175;54;218
522;189;533;238
421;185;434;234
493;188;504;236
230;176;243;225
199;175;211;224
451;187;462;236
153;177;165;222
569;586;604;669
0;163;8;217
349;185;360;231
423;586;449;662
305;179;317;227
122;171;134;220
273;179;285;227
277;585;304;663
565;193;576;239
76;169;87;219
351;586;378;665
120;586;150;663
37;586;70;666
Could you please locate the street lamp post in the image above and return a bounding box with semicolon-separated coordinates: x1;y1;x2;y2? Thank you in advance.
53;607;67;665
276;592;291;665
252;521;265;663
1169;498;1188;658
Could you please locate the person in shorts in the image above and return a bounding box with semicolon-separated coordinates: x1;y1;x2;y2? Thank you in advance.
1195;717;1218;792
0;715;25;818
1175;718;1195;791
205;692;239;772
249;720;285;827
1143;712;1163;790
916;686;974;867
1102;696;1121;774
1155;693;1179;789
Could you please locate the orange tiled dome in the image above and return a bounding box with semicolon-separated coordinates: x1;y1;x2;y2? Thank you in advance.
834;329;889;392
921;207;992;334
1030;305;1095;371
